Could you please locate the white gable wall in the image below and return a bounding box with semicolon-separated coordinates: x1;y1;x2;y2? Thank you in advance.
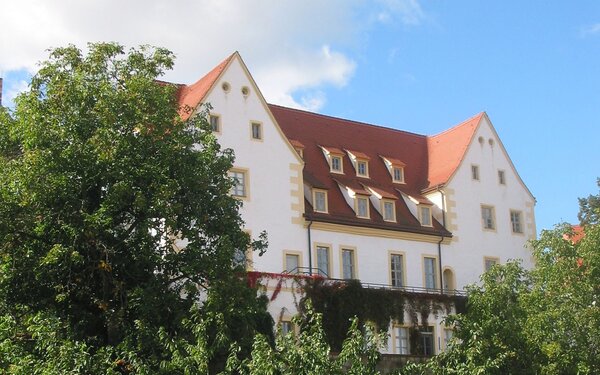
201;57;307;275
442;116;536;289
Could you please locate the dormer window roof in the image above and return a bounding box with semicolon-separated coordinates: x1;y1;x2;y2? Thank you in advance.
346;149;370;178
320;145;345;174
381;156;406;184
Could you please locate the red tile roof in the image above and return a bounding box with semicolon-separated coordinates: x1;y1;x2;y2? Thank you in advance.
176;53;236;120
427;113;484;188
268;104;463;237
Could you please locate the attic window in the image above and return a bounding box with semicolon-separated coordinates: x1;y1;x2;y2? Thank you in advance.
381;156;406;184
382;200;396;222
241;86;250;97
356;160;369;177
331;156;343;173
419;205;432;226
356;196;370;218
221;82;231;93
313;189;328;213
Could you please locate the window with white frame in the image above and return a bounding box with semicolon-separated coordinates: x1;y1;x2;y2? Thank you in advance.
251;122;262;140
313;189;328;213
228;170;247;198
395;326;410;355
331;155;343;173
356;196;369;218
510;210;523;233
498;170;506;185
285;253;299;274
382;200;396;222
341;249;355;279
357;160;368;177
481;205;495;230
419;205;432;226
209;114;220;132
424;257;437;289
471;165;480;180
316;245;330;277
393;166;405;183
390;253;404;287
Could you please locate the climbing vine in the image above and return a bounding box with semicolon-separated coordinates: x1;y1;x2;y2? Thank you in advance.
299;278;467;353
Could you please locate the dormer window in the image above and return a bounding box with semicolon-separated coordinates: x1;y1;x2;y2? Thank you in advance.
381;156;406;184
331;155;343;173
419;205;432;226
382;200;396;222
357;160;369;177
313;189;328;213
356;196;370;218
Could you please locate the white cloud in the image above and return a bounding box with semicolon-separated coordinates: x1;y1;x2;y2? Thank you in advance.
0;0;422;110
2;79;29;108
375;0;425;26
581;23;600;37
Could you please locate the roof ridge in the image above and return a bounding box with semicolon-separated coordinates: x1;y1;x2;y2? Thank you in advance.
429;111;485;139
268;103;427;139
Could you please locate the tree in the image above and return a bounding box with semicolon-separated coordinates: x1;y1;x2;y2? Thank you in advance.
578;178;600;225
0;43;269;373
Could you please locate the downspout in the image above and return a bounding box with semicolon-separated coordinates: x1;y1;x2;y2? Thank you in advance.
307;219;313;275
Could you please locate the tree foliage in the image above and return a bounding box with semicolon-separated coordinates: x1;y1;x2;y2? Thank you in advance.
578;178;600;225
0;42;269;373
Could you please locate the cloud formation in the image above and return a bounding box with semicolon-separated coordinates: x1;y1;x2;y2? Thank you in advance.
581;23;600;37
0;0;422;110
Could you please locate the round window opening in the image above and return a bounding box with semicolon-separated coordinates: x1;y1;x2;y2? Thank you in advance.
241;86;250;97
221;82;231;92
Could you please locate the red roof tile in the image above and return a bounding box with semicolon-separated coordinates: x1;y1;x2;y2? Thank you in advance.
427;112;484;188
177;53;236;120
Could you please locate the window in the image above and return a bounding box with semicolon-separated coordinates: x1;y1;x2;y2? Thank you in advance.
419;205;432;226
444;328;454;350
233;248;247;269
498;170;506;185
424;257;437;289
331;155;343;173
418;326;435;356
313;190;328;213
484;257;498;272
228;170;247;198
471;165;480;180
285;253;300;274
395;326;410;355
382;200;396;222
316;245;330;277
356;196;369;218
341;249;355;279
251;122;262;140
357;160;368;177
390;253;404;287
481;205;495;230
510;210;523;233
209;114;220;132
280;320;294;336
393;166;405;183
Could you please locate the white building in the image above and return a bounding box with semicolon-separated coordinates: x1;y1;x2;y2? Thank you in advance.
174;52;536;357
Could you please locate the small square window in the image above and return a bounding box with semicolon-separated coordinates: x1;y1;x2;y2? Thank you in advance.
209;114;220;132
471;165;480;181
313;190;328;213
251;122;262;140
419;206;432;226
331;155;342;173
285;253;300;274
510;210;523;233
484;257;498;272
228;170;247;198
481;206;495;230
498;170;506;185
393;167;404;183
356;196;369;218
357;160;368;177
383;200;395;222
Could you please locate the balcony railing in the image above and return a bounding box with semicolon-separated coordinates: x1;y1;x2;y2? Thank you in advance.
275;267;467;297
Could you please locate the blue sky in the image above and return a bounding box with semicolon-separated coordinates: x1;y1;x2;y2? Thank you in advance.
1;1;599;232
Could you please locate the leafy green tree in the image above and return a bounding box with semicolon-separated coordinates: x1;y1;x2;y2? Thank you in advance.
0;43;268;373
578;178;600;225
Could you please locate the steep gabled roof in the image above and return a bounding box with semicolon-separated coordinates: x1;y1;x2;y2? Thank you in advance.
176;53;236;120
426;112;484;188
